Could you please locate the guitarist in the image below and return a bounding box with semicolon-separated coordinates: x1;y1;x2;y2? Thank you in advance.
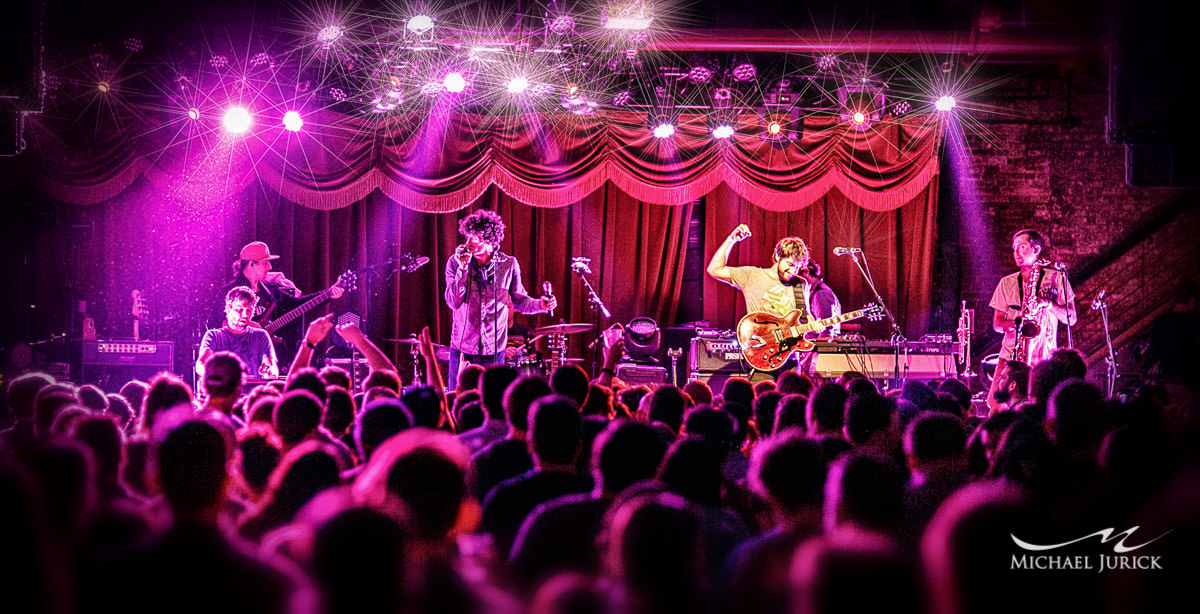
216;241;345;365
707;225;812;381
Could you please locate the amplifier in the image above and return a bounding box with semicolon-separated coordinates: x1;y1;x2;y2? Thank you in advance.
81;340;174;392
689;333;746;373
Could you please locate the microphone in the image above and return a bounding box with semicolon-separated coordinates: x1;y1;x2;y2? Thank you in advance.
832;247;861;257
1090;289;1107;310
543;281;555;316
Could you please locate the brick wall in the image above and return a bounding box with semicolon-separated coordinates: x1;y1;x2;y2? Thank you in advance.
953;68;1200;375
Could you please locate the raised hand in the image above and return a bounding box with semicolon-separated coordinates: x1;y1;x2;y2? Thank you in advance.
305;313;335;346
728;224;752;243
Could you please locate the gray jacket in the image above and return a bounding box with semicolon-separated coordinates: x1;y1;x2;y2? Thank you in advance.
444;252;544;355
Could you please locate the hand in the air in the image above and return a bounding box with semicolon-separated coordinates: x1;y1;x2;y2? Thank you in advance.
336;321;364;343
418;326;437;360
541;295;558;313
729;224;751;243
305;314;335;346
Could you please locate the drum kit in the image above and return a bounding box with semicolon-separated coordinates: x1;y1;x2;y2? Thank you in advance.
388;322;594;380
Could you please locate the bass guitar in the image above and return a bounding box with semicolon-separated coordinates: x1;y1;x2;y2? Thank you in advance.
737;304;885;371
260;270;357;337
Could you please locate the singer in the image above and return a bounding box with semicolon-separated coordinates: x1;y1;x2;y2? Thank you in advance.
444;210;556;388
707;224;812;380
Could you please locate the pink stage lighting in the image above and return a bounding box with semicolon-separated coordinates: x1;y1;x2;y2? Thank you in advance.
507;77;529;94
97;81;111;93
652;122;675;139
187;108;200;120
443;72;467;93
935;95;957;112
223;107;252;134
852;111;866;125
282;110;303;132
711;124;735;139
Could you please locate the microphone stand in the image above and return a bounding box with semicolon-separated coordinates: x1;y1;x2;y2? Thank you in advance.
1055;262;1074;349
572;258;611;377
847;250;907;388
1094;291;1117;397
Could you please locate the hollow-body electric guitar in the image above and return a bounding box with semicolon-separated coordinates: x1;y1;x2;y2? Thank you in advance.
736;304;885;371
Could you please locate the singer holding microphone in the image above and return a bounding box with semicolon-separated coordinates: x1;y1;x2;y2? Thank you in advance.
707;224;813;381
444;210;556;389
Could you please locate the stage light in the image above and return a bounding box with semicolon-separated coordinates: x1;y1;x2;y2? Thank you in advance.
852;111;866;124
97;81;110;93
389;75;402;87
506;76;529;94
317;25;344;47
816;53;838;72
548;14;575;35
187;107;200;120
688;66;712;84
602;0;653;30
892;100;911;116
935;95;957;112
443;72;466;93
767;120;782;135
623;316;661;362
282;110;303;132
612;90;633;106
223;107;252;134
565;82;579;96
407;15;434;34
652;121;675;139
329;87;347;101
711;124;735;139
732;63;757;82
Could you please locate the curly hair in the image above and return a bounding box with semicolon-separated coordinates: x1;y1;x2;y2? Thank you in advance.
773;237;810;263
458;210;505;246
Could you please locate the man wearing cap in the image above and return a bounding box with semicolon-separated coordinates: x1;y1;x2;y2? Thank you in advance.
216;241;345;366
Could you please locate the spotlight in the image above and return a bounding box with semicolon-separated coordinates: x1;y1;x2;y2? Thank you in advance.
96;81;110;93
732;63;757;82
652;121;675;139
935;95;957;112
317;25;345;47
602;0;653;30
282;110;303;132
222;107;252;134
443;72;466;93
612;90;633;106
565;82;579;96
407;15;434;34
852;111;866;124
892;100;911;116
815;53;838;72
187;107;200;120
329;87;347;101
548;14;576;35
623;316;661;362
767;120;782;135
711;124;735;139
507;76;529;94
687;66;712;84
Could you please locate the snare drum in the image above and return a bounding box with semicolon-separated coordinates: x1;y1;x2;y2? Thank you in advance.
514;355;546;379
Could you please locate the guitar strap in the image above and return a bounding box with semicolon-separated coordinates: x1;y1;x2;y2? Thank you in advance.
790;281;809;321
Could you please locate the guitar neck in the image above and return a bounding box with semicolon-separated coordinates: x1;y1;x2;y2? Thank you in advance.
265;289;331;333
790;309;867;336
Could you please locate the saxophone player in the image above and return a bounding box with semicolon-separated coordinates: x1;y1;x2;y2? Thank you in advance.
986;229;1077;413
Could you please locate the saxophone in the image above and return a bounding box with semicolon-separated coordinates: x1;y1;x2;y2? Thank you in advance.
1010;259;1050;364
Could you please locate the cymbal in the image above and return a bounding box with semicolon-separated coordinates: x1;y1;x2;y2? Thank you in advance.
529;323;594;336
385;338;446;348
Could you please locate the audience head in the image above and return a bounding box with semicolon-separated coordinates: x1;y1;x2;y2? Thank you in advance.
323;386;356;436
753;380;777;397
792;532;924;614
455;399;484;433
681;381;713;406
846;377;879;399
154;420;228;518
237;426;281;496
593;420;668;495
824;449;905;535
318;365;352;390
646;386;687;433
105;393;134;430
751;391;783;438
504;375;553;433
1047;379;1106;453
776;371;814;396
657;436;724;507
480;365;520;420
901;381;937;411
118;380;149;422
549;365;590;407
361;369;402;395
400;386;443;429
773;394;808;435
580;384;613;417
77;384;109;413
354;399;413;462
721;377;754;411
457;363;485;393
682;406;736;451
603;491;701;608
141;372;194;434
750;430;826;514
807;383;848;436
904;411;967;471
286;367;329;405
844;392;899;450
355;429;471;542
8;372;55;423
273;389;324;447
529;395;582;467
202;351;245;402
